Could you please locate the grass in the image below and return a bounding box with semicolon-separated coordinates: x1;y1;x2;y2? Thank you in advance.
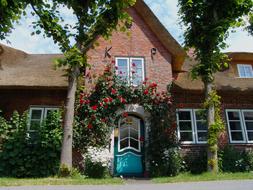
153;172;253;183
0;176;124;186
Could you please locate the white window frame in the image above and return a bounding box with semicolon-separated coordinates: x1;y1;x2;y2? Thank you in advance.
28;106;59;131
177;109;208;144
226;109;253;144
115;57;145;86
118;116;141;153
237;64;253;78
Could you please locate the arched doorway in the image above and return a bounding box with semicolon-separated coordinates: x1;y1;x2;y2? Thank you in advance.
114;114;145;177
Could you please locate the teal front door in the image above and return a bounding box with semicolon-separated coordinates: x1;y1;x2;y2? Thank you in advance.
114;115;144;177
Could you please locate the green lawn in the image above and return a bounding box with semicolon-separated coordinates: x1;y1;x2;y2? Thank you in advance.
153;172;253;183
0;177;123;186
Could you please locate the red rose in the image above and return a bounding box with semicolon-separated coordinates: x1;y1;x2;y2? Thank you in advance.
99;102;103;107
84;100;90;104
111;88;117;94
111;60;115;64
109;97;113;102
91;105;98;110
103;98;109;103
122;112;128;117
80;99;84;104
150;82;157;88
120;97;126;103
87;123;93;129
144;89;149;95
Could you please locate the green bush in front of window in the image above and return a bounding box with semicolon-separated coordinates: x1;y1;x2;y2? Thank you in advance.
219;146;253;173
0;111;63;178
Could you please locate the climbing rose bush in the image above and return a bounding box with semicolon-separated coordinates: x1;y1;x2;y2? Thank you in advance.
74;60;174;152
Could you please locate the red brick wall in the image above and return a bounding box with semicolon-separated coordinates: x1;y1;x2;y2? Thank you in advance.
86;7;173;92
0;89;67;118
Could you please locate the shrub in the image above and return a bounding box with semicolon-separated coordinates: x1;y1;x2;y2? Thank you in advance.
184;150;207;174
0;111;63;177
219;146;253;172
83;147;112;178
149;147;182;177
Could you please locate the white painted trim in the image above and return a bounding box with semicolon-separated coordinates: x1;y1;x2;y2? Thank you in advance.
115;57;145;86
225;109;248;144
177;109;208;144
118;116;141;153
115;151;142;157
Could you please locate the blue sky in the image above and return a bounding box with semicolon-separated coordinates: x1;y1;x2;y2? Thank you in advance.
1;0;253;54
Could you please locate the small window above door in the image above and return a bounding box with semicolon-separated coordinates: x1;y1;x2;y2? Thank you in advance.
115;57;145;86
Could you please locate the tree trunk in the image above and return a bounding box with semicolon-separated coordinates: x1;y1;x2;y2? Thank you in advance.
60;65;80;168
204;81;218;173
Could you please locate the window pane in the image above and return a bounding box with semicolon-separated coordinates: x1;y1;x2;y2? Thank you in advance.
198;132;207;142
239;66;246;77
130;139;139;150
130;129;138;140
132;59;143;86
231;132;244;141
179;121;192;130
245;122;253;130
178;111;191;120
228;111;240;120
31;110;43;120
117;59;128;81
120;127;129;139
180;132;193;141
244;112;253;120
195;110;207;120
197;121;207;130
229;121;242;130
120;138;128;150
247;132;253;141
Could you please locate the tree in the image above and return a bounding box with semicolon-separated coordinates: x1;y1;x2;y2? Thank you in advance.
178;0;253;173
0;0;136;170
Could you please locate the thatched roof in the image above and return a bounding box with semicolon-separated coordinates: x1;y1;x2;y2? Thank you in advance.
174;52;253;92
134;0;186;71
0;44;67;89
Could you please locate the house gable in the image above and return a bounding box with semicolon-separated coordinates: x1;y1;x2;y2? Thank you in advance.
87;3;182;91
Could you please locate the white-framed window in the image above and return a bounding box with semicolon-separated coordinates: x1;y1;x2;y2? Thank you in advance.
237;64;253;78
177;109;208;144
28;106;59;131
118;116;141;152
226;109;253;143
115;57;145;86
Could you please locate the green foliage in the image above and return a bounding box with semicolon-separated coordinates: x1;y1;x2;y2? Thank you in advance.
178;0;253;82
0;111;63;178
248;12;253;35
58;164;81;178
204;90;225;148
0;0;28;40
184;150;208;174
150;147;182;177
204;90;224;170
219;146;253;172
84;157;107;178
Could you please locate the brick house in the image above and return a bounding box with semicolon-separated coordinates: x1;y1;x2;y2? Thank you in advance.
0;0;253;176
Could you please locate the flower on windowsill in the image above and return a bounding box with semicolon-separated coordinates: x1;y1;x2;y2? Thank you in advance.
139;136;144;142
